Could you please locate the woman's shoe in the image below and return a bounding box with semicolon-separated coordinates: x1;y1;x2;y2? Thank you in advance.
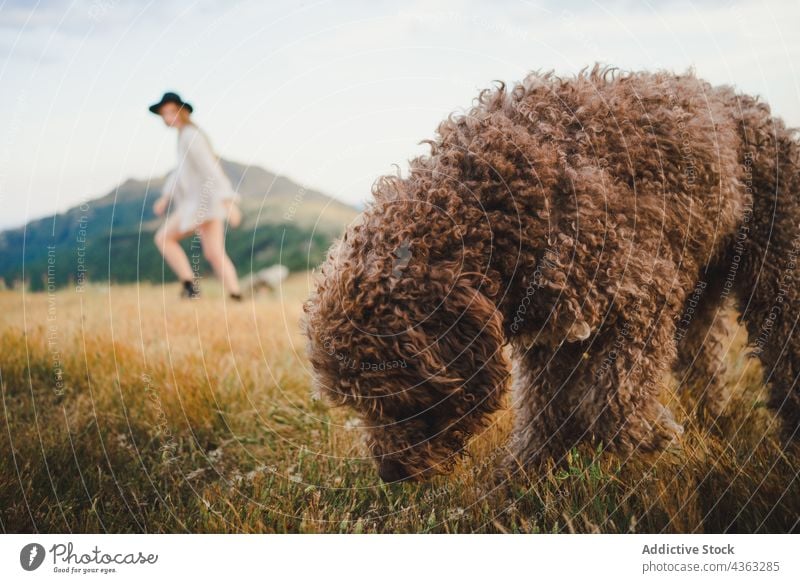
180;279;200;299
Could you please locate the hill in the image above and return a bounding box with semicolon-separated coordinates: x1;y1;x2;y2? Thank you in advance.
0;161;359;291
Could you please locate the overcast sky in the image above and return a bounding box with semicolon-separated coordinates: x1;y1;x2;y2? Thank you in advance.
1;0;798;229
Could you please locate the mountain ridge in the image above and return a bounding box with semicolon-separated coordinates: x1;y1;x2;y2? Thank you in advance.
0;160;358;290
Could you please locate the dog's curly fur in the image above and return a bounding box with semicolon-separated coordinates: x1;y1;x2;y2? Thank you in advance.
302;64;800;482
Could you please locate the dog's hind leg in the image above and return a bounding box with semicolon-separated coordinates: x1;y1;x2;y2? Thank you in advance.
729;110;800;440
673;274;738;423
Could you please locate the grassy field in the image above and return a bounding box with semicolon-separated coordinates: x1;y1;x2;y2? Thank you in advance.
0;276;797;533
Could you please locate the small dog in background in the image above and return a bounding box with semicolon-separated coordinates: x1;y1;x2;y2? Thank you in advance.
241;264;289;297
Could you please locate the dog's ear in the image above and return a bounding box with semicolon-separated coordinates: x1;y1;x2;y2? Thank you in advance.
403;266;511;444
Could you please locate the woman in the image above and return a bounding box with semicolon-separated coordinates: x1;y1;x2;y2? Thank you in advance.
149;91;243;301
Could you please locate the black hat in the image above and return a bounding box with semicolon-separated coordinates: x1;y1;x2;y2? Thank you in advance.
148;92;193;115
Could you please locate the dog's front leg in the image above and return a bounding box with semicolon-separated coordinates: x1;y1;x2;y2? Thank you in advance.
502;343;589;475
502;321;684;479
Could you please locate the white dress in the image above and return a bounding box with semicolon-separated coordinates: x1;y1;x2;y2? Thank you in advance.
162;123;240;233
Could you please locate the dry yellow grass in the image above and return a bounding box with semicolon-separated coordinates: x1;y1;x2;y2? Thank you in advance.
0;276;797;533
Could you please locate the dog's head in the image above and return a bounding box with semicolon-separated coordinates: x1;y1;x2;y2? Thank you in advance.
302;215;510;482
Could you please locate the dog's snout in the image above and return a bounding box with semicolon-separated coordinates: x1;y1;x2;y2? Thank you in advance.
378;458;410;483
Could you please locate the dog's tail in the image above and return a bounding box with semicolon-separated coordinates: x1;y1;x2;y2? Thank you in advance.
725;92;800;439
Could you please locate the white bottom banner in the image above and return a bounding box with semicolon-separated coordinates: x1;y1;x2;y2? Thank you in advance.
1;534;796;582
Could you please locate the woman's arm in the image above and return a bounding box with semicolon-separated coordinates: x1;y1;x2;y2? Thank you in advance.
162;169;177;199
153;169;177;217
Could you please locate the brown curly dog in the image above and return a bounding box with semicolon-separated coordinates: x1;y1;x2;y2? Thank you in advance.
302;64;800;482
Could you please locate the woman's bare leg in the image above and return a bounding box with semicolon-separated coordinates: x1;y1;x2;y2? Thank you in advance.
154;215;194;282
197;219;241;295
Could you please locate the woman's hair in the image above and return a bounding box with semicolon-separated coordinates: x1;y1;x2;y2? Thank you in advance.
177;106;192;127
